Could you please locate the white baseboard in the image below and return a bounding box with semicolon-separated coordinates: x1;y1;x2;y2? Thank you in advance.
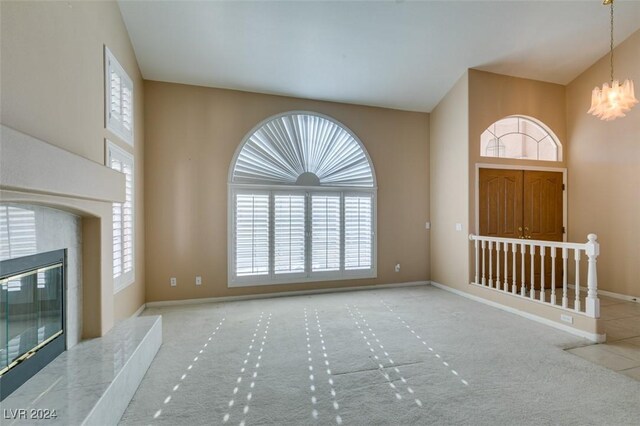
430;281;606;343
132;303;146;317
566;284;639;304
146;281;430;308
584;287;638;304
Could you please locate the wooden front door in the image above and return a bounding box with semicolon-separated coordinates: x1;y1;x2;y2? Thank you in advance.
479;168;563;289
523;171;563;242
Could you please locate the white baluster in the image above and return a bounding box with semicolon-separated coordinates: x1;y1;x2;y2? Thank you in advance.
504;242;509;292
512;243;517;294
496;242;501;291
488;241;493;288
530;244;535;300
574;249;581;312
540;246;546;302
520;243;526;297
550;247;557;305
585;234;600;318
481;240;486;286
474;237;479;284
562;247;568;309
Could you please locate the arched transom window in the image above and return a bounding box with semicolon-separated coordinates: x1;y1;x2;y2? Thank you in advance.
480;116;562;161
228;112;377;287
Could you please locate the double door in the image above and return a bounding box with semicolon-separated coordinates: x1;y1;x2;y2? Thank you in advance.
479;169;564;288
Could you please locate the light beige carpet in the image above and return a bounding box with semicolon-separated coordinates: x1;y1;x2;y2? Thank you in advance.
120;286;640;425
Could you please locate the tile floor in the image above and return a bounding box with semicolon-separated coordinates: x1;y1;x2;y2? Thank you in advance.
567;295;640;381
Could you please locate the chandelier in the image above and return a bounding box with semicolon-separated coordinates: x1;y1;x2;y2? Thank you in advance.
587;0;638;121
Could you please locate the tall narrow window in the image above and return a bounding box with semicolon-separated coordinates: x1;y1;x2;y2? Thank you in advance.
105;47;134;146
344;194;373;270
274;194;306;275
311;194;341;273
228;112;377;287
107;141;134;292
235;192;270;277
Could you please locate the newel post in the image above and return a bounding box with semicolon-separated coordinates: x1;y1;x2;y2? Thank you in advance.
585;234;600;318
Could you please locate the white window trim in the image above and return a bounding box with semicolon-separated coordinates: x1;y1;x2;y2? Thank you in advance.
228;184;377;287
104;46;134;146
106;140;135;293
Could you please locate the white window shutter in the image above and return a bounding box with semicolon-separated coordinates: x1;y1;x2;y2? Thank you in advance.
0;206;37;260
122;163;134;274
122;85;133;132
105;47;134;146
344;194;373;270
111;157;123;280
107;141;134;292
228;113;377;287
235;193;270;276
311;194;341;272
232;114;374;187
110;69;122;122
274;194;306;274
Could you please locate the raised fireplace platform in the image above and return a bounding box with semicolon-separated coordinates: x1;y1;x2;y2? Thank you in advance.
1;314;161;425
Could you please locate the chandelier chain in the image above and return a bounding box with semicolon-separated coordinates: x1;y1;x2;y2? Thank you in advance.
610;0;614;83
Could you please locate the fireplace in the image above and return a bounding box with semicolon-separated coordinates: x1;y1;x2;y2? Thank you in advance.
0;249;66;400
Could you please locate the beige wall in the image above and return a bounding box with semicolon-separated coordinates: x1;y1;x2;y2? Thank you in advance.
144;81;430;301
429;72;470;288
567;29;640;298
429;70;600;338
468;69;567;238
0;0;146;322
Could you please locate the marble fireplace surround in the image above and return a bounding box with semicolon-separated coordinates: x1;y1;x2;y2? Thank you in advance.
0;124;125;339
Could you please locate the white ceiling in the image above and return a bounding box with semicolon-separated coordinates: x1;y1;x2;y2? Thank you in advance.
118;1;640;113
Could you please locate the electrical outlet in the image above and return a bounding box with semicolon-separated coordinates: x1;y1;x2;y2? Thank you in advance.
170;277;177;287
425;222;431;230
560;314;573;324
395;264;401;273
196;276;202;286
455;223;463;231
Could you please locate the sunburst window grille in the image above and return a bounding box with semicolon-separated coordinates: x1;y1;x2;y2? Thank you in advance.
228;112;377;287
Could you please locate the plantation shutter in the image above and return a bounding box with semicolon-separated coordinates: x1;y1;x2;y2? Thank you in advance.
274;194;306;274
122;162;134;274
105;47;134;145
109;69;122;123
311;194;341;272
232;114;374;187
344;194;373;270
122;85;133;133
111;157;123;280
108;142;135;291
0;206;37;260
235;193;270;276
228;113;377;286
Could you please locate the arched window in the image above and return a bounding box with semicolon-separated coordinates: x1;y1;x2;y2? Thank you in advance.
228;112;377;287
480;116;562;161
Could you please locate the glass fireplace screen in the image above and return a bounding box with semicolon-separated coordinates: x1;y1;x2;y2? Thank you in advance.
1;253;64;375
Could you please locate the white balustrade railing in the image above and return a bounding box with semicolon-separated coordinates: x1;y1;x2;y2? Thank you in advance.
469;234;600;318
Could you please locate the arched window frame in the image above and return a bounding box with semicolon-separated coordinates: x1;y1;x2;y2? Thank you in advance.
480;115;563;162
227;111;377;287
